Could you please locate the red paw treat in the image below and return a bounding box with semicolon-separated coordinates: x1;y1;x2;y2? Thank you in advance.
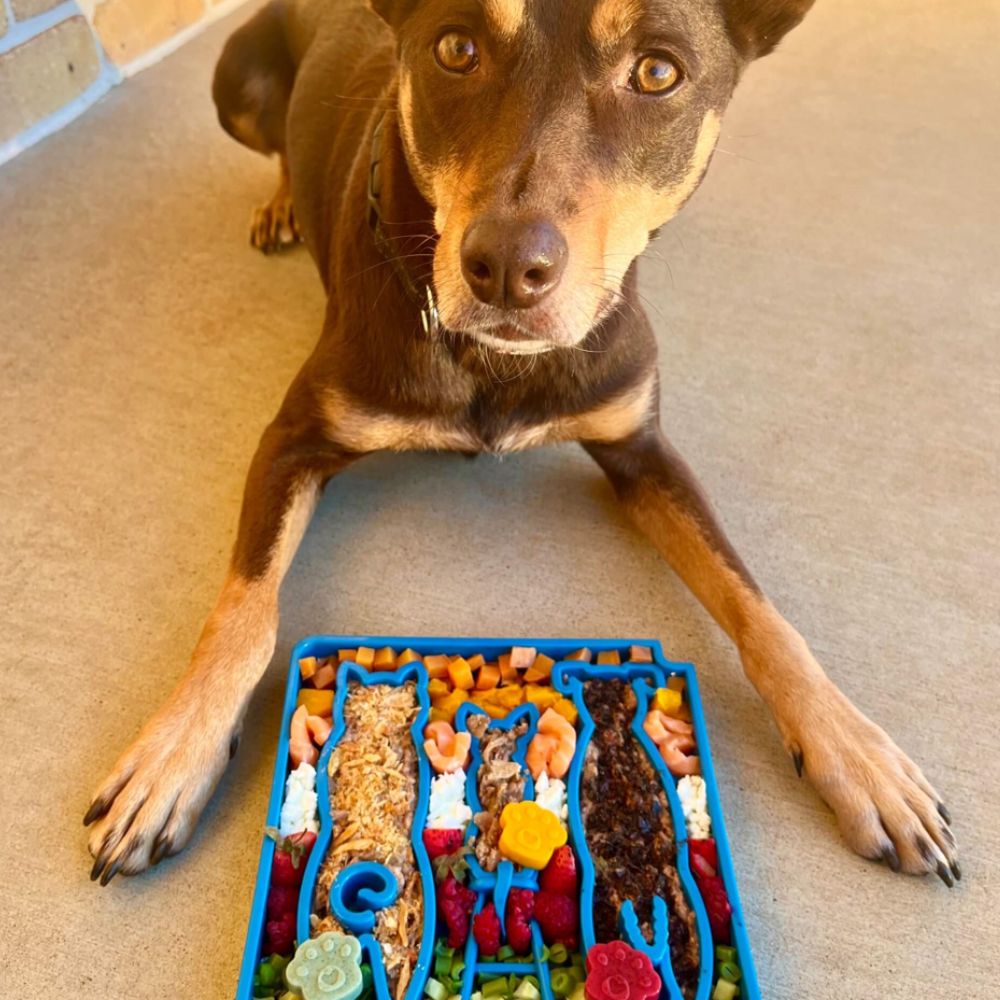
698;874;733;945
539;846;578;897
423;828;465;860
439;873;477;948
263;910;296;956
506;888;535;953
534;889;578;948
473;902;502;954
585;941;661;1000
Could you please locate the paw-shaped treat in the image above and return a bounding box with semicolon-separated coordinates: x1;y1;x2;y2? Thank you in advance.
585;941;661;1000
285;932;364;1000
499;800;567;868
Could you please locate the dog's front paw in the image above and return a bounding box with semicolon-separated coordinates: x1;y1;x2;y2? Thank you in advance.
250;193;300;253
776;677;958;884
83;701;240;884
741;622;959;884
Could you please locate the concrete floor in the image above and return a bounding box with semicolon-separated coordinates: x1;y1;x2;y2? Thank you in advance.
1;0;997;996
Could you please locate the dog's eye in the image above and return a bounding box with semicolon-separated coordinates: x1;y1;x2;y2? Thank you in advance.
630;52;681;95
435;30;479;74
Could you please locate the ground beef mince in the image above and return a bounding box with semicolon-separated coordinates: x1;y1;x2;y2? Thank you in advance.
467;715;527;871
581;681;699;998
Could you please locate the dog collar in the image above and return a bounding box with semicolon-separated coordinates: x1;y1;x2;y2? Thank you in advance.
367;114;441;336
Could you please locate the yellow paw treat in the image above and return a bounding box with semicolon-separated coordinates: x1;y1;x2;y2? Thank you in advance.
499;800;567;868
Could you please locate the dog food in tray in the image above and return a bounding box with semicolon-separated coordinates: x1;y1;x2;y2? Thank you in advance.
237;637;759;1000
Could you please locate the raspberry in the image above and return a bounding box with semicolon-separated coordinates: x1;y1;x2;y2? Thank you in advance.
473;902;502;954
439;873;477;949
534;890;578;949
424;828;464;860
263;911;296;955
266;884;299;919
539;846;578;897
697;874;733;945
506;888;535;953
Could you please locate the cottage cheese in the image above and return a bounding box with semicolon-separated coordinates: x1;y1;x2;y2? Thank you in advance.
426;769;473;830
677;774;711;839
279;762;320;836
534;772;568;826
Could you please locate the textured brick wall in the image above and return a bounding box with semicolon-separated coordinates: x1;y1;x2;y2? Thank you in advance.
0;0;249;158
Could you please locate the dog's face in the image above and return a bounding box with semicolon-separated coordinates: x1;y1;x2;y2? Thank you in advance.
375;0;812;353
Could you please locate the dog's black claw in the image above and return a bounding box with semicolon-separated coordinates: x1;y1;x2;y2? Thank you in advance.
150;834;168;867
83;798;107;826
792;748;804;778
937;802;952;825
935;861;954;889
882;845;901;872
99;859;123;887
89;856;106;882
229;733;240;759
950;860;962;881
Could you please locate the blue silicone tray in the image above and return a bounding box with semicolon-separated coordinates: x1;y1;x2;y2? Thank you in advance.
236;636;760;1000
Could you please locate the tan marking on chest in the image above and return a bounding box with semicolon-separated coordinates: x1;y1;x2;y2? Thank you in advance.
323;375;655;455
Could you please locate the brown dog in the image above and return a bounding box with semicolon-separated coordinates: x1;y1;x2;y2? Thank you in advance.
84;0;959;887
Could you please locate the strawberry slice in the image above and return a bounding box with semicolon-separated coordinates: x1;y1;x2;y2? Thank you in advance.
423;828;464;860
539;846;578;897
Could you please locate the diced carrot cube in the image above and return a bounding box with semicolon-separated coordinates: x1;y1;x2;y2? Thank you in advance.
467;654;486;670
355;646;375;669
297;689;334;717
337;648;358;663
629;645;653;663
596;650;621;665
448;656;475;690
425;654;451;679
498;654;518;683
566;648;592;662
396;647;422;667
298;656;318;681
373;646;396;669
509;646;537;670
311;664;336;690
427;679;451;700
475;664;500;690
552;697;578;726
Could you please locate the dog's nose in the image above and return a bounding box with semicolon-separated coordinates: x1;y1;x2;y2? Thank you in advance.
460;217;568;309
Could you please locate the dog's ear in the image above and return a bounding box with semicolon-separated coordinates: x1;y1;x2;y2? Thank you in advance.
368;0;420;30
723;0;815;58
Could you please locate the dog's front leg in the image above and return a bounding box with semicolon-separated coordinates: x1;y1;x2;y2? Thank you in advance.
584;424;959;883
84;408;357;882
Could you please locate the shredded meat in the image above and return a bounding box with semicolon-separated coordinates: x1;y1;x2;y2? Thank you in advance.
312;681;422;1000
467;715;527;871
581;681;699;999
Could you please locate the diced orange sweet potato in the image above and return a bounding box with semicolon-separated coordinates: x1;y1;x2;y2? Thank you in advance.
552;697;578;726
448;656;475;690
495;686;524;708
498;654;518;683
566;648;591;662
596;650;621;665
525;685;560;711
430;689;469;723
467;653;486;670
311;664;336;690
425;654;451;680
469;695;510;720
667;675;686;693
337;648;358;663
373;646;396;669
475;664;500;690
355;646;375;669
297;689;334;717
525;653;555;680
629;645;653;663
427;678;451;700
396;647;422;667
298;656;318;681
509;646;537;670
